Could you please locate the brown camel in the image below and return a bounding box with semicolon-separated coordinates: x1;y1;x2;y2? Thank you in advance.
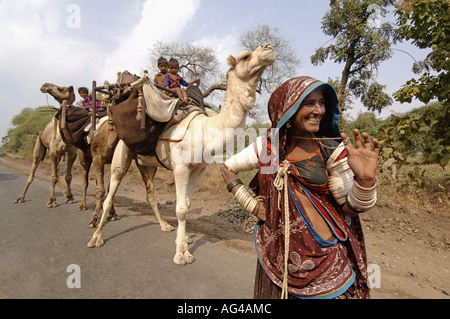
14;85;78;207
39;82;121;227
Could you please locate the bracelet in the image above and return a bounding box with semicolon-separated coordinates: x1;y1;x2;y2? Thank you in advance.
235;185;261;216
227;179;243;192
345;194;368;213
353;176;378;191
345;177;378;213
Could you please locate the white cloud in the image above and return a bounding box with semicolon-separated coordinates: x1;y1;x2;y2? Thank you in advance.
100;0;201;81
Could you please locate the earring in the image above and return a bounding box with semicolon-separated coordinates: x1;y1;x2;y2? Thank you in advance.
286;120;292;129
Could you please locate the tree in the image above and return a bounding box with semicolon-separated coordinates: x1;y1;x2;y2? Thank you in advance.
1;107;56;157
311;0;399;116
393;0;449;167
239;24;301;122
240;24;301;94
394;0;449;106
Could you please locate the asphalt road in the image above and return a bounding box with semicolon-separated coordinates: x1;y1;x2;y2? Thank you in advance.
0;164;256;299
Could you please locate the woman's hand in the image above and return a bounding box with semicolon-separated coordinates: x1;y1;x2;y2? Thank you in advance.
220;164;239;187
341;129;381;188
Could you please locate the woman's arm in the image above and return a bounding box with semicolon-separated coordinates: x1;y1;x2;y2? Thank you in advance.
220;139;266;221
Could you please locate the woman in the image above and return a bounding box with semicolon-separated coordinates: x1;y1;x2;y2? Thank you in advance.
220;76;380;299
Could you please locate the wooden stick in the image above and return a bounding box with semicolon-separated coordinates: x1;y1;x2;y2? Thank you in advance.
91;81;97;136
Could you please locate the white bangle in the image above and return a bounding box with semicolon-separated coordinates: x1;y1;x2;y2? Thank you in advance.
346;177;378;213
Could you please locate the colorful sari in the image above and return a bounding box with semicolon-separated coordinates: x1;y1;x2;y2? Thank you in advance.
251;77;369;299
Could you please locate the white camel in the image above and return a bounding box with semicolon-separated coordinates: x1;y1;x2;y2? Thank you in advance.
88;44;276;265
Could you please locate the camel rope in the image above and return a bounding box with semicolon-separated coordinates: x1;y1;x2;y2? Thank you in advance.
273;160;291;299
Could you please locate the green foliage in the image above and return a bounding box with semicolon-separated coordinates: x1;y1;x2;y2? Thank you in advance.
392;0;450;169
377;102;448;169
311;0;399;115
327;77;353;113
1;106;56;157
394;0;450;106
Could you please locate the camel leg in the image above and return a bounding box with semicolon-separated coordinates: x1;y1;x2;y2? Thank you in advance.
46;152;60;208
172;164;195;266
185;164;207;209
14;137;46;203
77;150;92;211
89;156;106;228
88;140;132;248
135;162;175;232
63;148;77;204
183;164;207;246
88;156;120;228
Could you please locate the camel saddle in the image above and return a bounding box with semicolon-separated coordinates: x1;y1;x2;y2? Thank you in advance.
56;105;107;153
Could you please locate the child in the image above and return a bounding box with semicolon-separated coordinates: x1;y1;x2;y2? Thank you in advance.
163;58;199;104
78;87;105;113
154;57;168;86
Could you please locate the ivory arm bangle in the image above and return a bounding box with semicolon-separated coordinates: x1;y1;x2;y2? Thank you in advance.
345;177;378;213
235;185;260;215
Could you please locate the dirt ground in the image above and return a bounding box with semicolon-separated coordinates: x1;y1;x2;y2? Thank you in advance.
1;154;449;299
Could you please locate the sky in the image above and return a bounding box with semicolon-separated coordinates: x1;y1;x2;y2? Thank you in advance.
0;0;430;142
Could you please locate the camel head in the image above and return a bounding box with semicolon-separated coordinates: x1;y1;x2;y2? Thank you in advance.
226;43;276;88
40;83;76;105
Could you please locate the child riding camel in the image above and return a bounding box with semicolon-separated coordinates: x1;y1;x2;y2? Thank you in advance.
154;57;169;86
163;58;199;105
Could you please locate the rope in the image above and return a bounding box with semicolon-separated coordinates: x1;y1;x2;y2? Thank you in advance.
271;65;275;93
273;160;291;299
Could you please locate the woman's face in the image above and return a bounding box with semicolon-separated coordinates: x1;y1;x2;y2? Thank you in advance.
289;88;326;135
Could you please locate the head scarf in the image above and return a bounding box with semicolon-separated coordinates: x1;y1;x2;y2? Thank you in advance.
267;76;340;156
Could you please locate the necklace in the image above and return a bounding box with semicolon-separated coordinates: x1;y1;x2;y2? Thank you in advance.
290;135;343;149
291;135;341;140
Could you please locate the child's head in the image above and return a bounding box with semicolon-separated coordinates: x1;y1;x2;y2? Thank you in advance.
168;58;180;75
157;57;168;74
78;87;89;99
